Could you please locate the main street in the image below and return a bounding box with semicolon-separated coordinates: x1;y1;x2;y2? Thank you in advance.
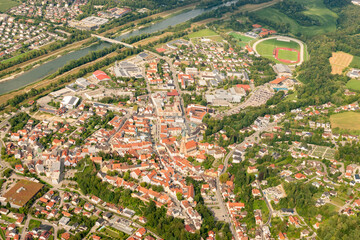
144;50;191;134
216;120;281;240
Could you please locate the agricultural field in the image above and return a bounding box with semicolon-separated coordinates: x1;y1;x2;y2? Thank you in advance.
0;0;19;12
228;32;254;47
329;52;353;75
251;0;338;36
350;55;360;68
330;112;360;133
254;38;300;64
346;79;360;91
187;29;218;38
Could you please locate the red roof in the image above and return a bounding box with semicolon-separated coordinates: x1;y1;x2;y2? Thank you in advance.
93;70;110;81
270;76;287;84
156;48;166;53
252;24;262;28
236;84;251;91
185;140;197;150
167;90;179;96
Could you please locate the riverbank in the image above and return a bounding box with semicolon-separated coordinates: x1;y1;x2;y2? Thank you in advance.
0;50;120;106
0;38;92;81
0;3;198;84
0;0;270;110
99;3;198;37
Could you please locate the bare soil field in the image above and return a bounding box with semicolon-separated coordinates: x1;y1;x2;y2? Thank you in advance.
329;51;353;74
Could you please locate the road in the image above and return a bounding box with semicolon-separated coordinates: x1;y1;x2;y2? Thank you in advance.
304;160;340;186
144;50;191;134
258;181;273;227
216;120;280;240
21;214;60;240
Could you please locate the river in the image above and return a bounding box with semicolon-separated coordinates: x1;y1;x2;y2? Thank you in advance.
0;1;236;95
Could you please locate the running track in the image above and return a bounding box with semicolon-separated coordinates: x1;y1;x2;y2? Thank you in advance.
252;36;305;66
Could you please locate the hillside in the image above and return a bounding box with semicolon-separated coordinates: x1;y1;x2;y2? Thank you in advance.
249;0;338;36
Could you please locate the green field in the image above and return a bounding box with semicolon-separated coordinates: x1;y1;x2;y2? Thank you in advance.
252;0;338;36
0;0;19;12
28;219;41;231
188;29;218;38
229;32;254;47
350;55;360;68
346;79;360;91
277;49;299;61
255;38;300;64
330;112;360;132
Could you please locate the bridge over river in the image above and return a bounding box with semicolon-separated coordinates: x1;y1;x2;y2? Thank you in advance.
91;34;135;48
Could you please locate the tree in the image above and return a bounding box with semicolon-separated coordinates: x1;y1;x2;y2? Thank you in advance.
220;173;229;183
123;171;130;181
176;192;183;201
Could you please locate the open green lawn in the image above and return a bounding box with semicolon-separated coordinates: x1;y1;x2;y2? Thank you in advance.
1;49;38;65
252;0;338;36
350;55;360;68
346;79;360;91
28;219;41;231
206;35;224;42
229;32;254;47
103;227;128;240
330;112;360;132
0;0;19;12
277;49;299;61
188;29;218;38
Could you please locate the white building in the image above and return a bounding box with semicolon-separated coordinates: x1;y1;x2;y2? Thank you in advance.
61;96;80;109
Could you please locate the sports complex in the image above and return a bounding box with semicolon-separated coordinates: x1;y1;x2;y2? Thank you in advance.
252;36;305;66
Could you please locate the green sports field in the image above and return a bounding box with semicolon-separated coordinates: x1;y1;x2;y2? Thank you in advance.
255;38;300;64
228;32;254;47
346;79;360;91
0;0;18;12
251;0;338;36
277;49;299;62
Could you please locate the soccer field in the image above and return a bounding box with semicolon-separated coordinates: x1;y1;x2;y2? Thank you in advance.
277;49;299;62
256;39;300;56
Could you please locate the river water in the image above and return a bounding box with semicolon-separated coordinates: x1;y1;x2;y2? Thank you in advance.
0;1;236;95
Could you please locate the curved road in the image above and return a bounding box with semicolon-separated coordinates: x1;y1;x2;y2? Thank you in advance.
252;36;306;66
